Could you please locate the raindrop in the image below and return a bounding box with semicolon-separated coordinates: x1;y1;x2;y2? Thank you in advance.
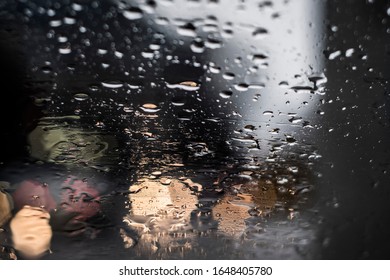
263;110;273;116
155;17;169;25
326;50;341;60
58;45;71;54
57;35;68;43
41;66;52;74
222;28;234;38
171;99;186;106
251;53;268;64
205;38;223;49
219;90;233;99
277;177;288;185
64;17;76;25
95;121;105;128
222;72;235;80
308;73;328;88
89;84;100;91
71;3;83;11
101;81;124;88
122;7;143;20
151;171;162;176
345;48;354;57
47;9;55;16
209;64;221;74
140;1;156;13
203;23;219;33
177;23;197;37
149;44;161;50
141;51;154;58
115;51;124;59
49;20;62;27
97;48;108;55
73;93;89;101
278;81;289;88
288;116;302;124
166;81;200;91
140;103;160;113
244;125;255;131
234;83;249;91
190;39;205;53
252;27;269;39
285;135;297;143
160;178;171;185
277;186;288;194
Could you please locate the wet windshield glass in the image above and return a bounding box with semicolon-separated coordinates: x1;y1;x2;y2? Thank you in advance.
0;0;389;259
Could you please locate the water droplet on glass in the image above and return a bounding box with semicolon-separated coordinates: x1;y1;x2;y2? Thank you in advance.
234;83;249;91
326;50;341;60
209;65;221;74
115;51;124;59
205;38;223;49
122;7;143;20
71;3;83;11
278;81;289;88
263;110;273;116
58;45;71;54
57;35;68;43
219;90;233;99
251;53;268;64
190;39;205;53
166;81;200;91
252;27;269;39
345;48;354;57
155;17;169;25
288;116;302;124
177;23;197;37
140;103;160;113
49;20;62;27
97;48;108;55
101;81;124;88
141;51;154;59
222;72;235;80
73;93;89;101
171;98;186;106
244;125;255;131
64;17;76;25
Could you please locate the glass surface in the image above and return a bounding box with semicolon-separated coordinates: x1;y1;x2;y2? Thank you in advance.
0;0;389;259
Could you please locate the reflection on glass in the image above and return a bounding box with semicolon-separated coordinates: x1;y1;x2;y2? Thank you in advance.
0;0;328;259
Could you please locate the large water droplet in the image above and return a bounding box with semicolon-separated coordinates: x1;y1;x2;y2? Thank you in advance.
234;83;249;91
326;50;341;60
263;110;273;116
345;48;354;57
219;90;233;99
101;81;124;89
190;39;205;53
166;81;200;91
177;23;197;37
122;7;143;20
140;103;160;113
205;38;223;49
252;27;269;39
223;72;235;80
73;93;89;101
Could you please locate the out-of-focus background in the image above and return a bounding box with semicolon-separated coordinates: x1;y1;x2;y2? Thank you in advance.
0;0;389;259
